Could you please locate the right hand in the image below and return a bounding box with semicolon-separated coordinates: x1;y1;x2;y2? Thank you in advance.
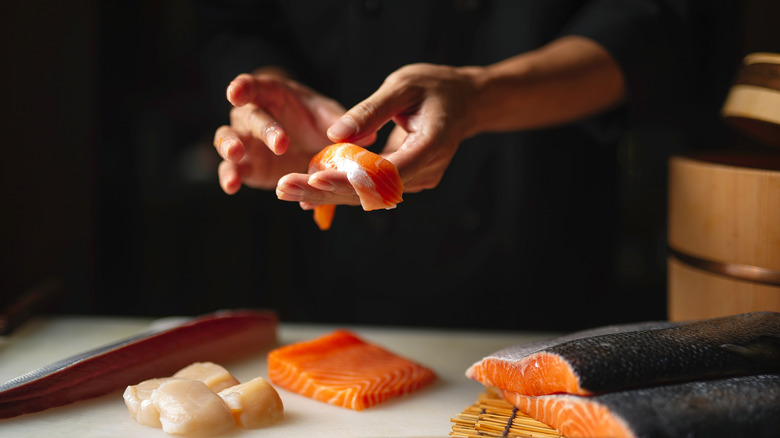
275;63;483;209
213;72;355;194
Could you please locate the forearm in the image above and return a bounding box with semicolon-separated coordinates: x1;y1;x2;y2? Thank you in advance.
464;35;626;136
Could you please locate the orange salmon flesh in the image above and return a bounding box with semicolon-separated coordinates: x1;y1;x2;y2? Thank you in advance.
308;143;403;230
467;312;780;397
465;312;780;437
267;330;435;410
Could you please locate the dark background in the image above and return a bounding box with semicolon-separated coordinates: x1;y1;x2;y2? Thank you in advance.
2;0;778;329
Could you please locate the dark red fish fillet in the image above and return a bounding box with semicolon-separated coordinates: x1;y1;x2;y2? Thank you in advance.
0;309;278;419
467;312;780;396
502;374;780;438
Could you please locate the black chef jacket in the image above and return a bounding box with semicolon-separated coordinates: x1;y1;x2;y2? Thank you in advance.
193;0;740;330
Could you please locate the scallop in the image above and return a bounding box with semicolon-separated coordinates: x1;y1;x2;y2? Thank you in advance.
153;379;234;436
123;362;283;435
172;362;240;392
123;378;178;428
218;377;284;428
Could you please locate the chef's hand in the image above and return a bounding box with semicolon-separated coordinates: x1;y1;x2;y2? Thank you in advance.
332;63;481;193
279;36;625;209
276;63;481;210
214;71;372;194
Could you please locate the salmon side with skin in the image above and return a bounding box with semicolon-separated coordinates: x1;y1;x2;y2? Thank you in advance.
267;330;435;410
308;143;403;230
501;374;780;438
466;312;780;396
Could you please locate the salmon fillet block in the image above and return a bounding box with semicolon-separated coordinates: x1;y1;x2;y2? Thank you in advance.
267;330;436;410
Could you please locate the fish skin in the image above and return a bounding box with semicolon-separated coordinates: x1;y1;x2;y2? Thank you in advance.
467;312;780;396
720;335;780;370
465;320;676;396
0;310;278;419
502;374;780;438
553;312;780;394
308;143;403;230
470;320;674;364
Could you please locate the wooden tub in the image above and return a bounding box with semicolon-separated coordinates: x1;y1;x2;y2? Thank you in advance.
667;153;780;321
721;52;780;147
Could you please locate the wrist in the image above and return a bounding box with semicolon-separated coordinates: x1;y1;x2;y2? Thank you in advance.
456;59;537;136
454;65;493;139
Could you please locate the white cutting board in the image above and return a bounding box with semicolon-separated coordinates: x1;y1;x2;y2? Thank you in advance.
0;315;556;438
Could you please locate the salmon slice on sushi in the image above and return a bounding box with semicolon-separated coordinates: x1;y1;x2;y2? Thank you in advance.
307;143;404;230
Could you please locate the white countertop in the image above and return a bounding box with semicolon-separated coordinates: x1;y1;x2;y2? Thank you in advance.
0;315;557;438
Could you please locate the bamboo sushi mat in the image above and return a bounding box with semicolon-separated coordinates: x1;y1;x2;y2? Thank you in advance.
450;388;563;438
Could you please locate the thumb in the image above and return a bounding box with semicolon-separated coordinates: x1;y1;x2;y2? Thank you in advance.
326;83;415;144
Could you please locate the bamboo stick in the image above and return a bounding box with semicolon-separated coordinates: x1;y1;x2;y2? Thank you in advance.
450;389;563;438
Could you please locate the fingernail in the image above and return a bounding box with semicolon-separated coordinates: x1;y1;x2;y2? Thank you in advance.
226;83;238;104
266;126;285;155
277;183;304;200
222;140;241;162
222;140;233;159
227;81;247;106
266;129;279;151
219;138;230;158
327;116;358;140
308;176;336;192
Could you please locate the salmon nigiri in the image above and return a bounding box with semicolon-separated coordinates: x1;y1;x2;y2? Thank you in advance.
308;143;404;230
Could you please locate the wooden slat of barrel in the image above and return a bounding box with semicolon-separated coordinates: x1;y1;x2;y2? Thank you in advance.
668;257;780;321
667;154;780;321
722;52;780;148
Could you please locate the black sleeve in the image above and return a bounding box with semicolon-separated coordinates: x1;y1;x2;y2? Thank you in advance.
558;0;742;145
191;0;301;116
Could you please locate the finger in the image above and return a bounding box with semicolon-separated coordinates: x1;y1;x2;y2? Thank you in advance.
385;124;452;190
327;80;419;144
233;106;289;155
307;169;351;194
226;73;253;107
226;73;284;109
385;131;429;170
276;173;360;206
275;173;309;202
213;125;246;163
218;160;242;195
352;132;378;147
